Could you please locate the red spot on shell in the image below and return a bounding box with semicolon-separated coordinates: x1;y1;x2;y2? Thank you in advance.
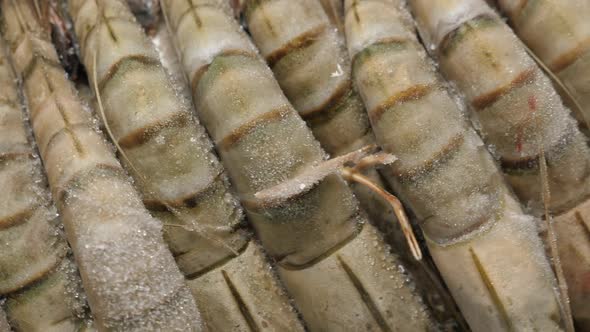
515;95;537;153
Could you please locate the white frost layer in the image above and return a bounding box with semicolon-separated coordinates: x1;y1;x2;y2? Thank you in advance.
410;0;495;49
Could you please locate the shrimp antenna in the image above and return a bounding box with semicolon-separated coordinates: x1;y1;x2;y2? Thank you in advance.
535;105;575;332
341;155;423;261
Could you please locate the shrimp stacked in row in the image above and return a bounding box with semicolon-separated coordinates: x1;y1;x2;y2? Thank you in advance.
66;0;304;330
410;0;590;328
1;1;202;330
161;0;435;330
0;27;92;331
344;0;565;330
240;0;464;325
241;0;395;252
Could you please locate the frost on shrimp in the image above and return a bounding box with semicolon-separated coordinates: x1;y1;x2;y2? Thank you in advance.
2;1;202;330
0;22;93;331
161;0;436;330
68;0;304;330
409;0;590;329
346;0;568;330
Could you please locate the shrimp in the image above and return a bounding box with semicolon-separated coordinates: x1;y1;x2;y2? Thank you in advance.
345;0;568;330
242;0;395;240
1;1;202;330
409;0;590;329
161;0;436;330
66;0;304;330
0;30;94;332
241;0;466;326
496;0;590;130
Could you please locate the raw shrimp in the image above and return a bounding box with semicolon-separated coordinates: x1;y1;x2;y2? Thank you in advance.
161;0;436;330
0;31;93;332
67;0;305;330
409;0;590;328
345;0;567;330
1;1;203;330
